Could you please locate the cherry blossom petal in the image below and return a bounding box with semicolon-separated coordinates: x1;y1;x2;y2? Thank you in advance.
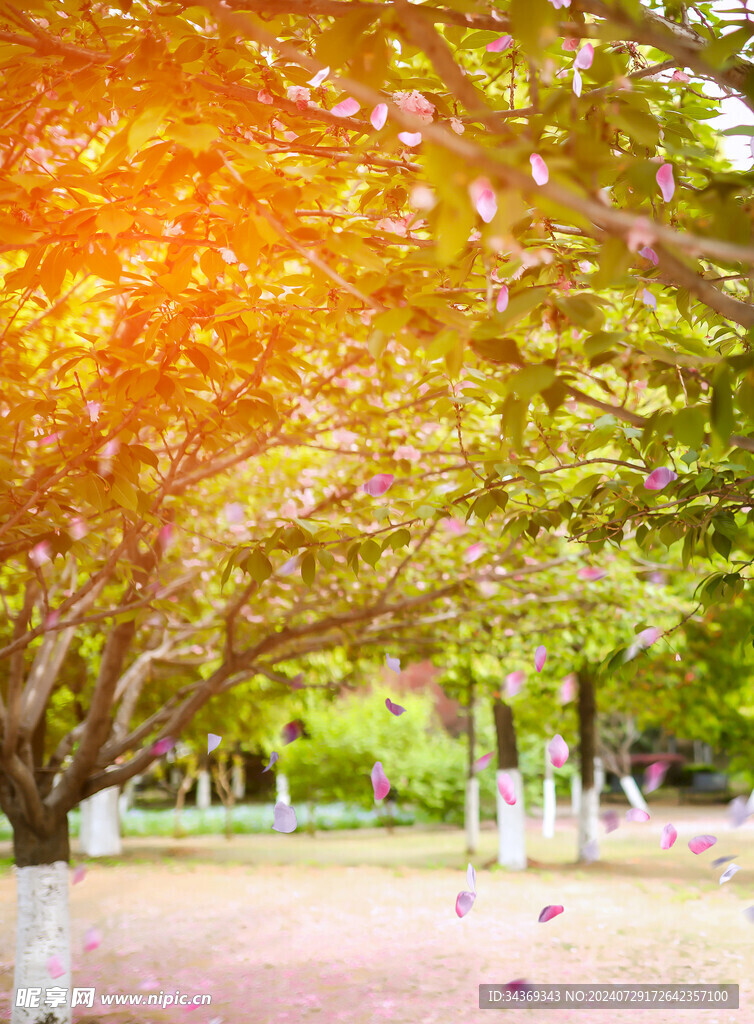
639;246;659;265
660;823;677;849
455;890;476;917
506;670;525;697
548;734;569;768
574;43;594;70
672;70;690;82
559;673;577;704
272;802;297;833
29;541;51;567
151;737;174;756
562;38;579;50
530;154;549;185
643;761;667;794
84;927;102;952
398;131;422;147
69;517;89;541
729;795;752;828
467;863;476;892
603;810;619;834
578;566;607;581
535;645;547;672
626;808;650;823
207;733;222;755
386;654;401;673
638;626;661;647
443;517;468;536
688;834;717;855
262;751;279;773
644;467;677;491
656;162;675;202
282;721;301;745
364;473;394;496
224;502;245;524
474;752;494;772
47;955;65;979
371;761;390;800
498;772;516;805
743;906;754;924
642;288;656;310
463;542;485;564
538;904;564;923
475;188;497;223
308;66;330;87
449;116;465;134
332;97;360;117
711;854;737;868
487;35;513;52
719;863;740;884
370;103;388;130
72;865;86;885
385;697;406;716
257;89;274;105
573;69;582;97
496;285;509;312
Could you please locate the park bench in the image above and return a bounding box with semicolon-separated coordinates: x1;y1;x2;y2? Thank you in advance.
678;771;730;803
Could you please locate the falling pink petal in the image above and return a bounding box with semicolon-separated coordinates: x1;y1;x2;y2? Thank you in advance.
744;906;754;924
69;516;89;540
385;698;406;716
83;927;101;952
262;751;279;773
559;673;577;704
578;566;607;581
474;752;494;772
272;802;297;833
224;502;245;524
548;734;569;768
574;43;594;70
603;810;619;833
398;131;422;147
308;66;330;88
475;188;497;223
370;103;388;130
151;737;174;756
282;721;301;745
660;823;677;849
72;865;86;885
386;654;401;673
719;863;740;884
656;162;675;202
530;154;548;185
207;733;222;755
29;540;52;567
332;97;360;117
538;905;564;923
643;761;667;794
463;542;485;564
688;834;717;855
506;670;525;698
371;761;390;800
572;69;582;97
638;626;661;647
496;285;509;312
642;288;656;310
487;35;513;52
626;808;650;823
712;854;737;868
644;467;677;491
363;473;394;496
467;863;476;892
672;70;690;82
47;955;65;979
639;245;659;265
443;517;468;536
498;772;516;805
455;890;476;917
157;523;173;552
729;796;752;828
535;645;547;672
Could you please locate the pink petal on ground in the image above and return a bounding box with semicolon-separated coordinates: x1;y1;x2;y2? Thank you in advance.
308;66;330;87
262;751;279;773
47;955;65;979
535;645;547;672
643;761;667;794
282;721;301;745
364;473;394;496
207;733;222;754
688;834;717;855
475;188;497;223
467;863;476;892
272;802;297;833
719;863;740;884
386;654;401;673
487;35;513;52
84;927;102;952
572;69;582;97
578;566;607;581
639;246;659;265
538;905;564;923
72;865;86;885
660;823;677;849
151;737;174;756
371;761;391;800
656;162;675;202
474;752;494;772
574;43;594;70
463;542;485;564
644;467;677;491
603;810;619;833
385;698;406;716
455;890;476;917
626;808;650;822
506;670;525;698
548;734;569;768
496;285;509;312
530;154;549;185
559;673;577;704
370;103;388;130
332;97;360;117
498;772;516;805
398;131;422;146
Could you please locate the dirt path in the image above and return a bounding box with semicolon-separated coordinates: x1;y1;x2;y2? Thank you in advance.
0;806;752;1023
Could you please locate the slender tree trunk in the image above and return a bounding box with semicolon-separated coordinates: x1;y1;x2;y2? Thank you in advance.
620;775;649;812
577;668;599;862
12;816;72;1024
493;698;526;871
465;678;478;855
542;741;556;838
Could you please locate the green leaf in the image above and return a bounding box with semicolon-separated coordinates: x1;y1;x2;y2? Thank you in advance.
673;407;706;448
301;551;316;587
387;528;411;550
509;364;556;402
711;368;734;443
360;538;381;567
246;548;273;585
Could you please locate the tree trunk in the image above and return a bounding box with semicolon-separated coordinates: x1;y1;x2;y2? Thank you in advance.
577;668;599;862
620;775;649;812
275;772;290;806
465;679;478;855
196;768;211;810
79;786;121;858
12;817;72;1024
232;761;245;800
493;699;526;870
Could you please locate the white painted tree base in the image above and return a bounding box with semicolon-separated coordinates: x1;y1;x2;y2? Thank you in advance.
196;768;212;810
232;763;245;800
465;778;479;854
578;785;600;861
275;772;290;806
12;862;71;1024
79;787;122;857
496;769;527;870
542;778;556;838
620;775;649;813
571;774;581;816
